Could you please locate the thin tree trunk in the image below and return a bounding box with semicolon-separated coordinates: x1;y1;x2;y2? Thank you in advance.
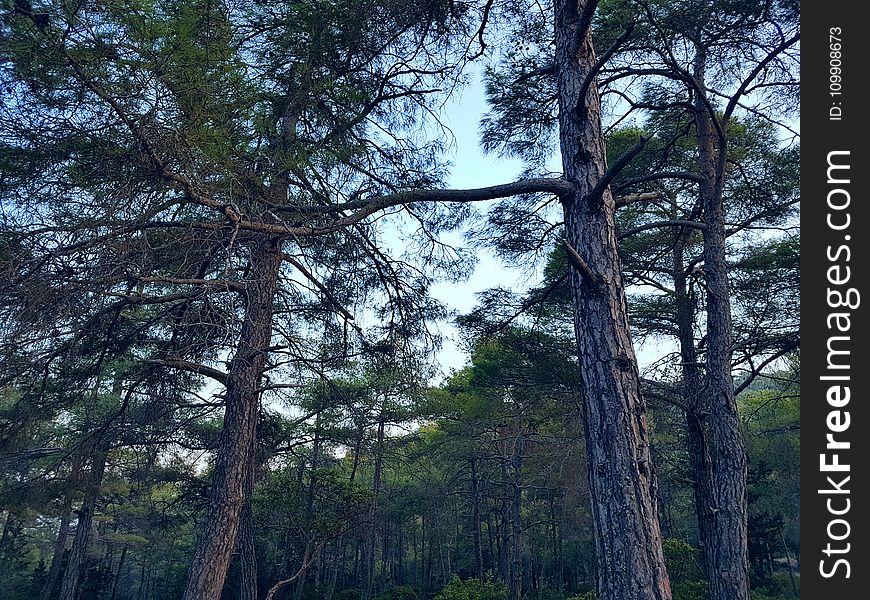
549;495;561;591
136;560;146;600
183;239;282;600
495;506;506;583
397;518;404;584
508;425;524;600
554;2;670;598
161;536;179;599
419;512;427;600
486;514;495;578
364;414;386;600
0;509;25;585
42;496;74;600
411;519;418;587
470;455;485;581
779;531;798;597
296;415;323;600
382;518;390;583
60;449;108;600
326;539;342;600
109;546;128;600
692;47;750;600
672;234;717;577
353;539;361;589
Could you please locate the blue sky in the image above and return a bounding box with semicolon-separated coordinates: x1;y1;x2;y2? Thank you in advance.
425;68;679;378
427;69;532;376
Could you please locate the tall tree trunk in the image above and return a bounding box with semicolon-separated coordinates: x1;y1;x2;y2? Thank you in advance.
419;512;427;600
326;540;342;600
672;235;717;577
0;509;25;585
486;514;495;578
692;48;750;600
353;539;361;589
470;455;485;581
397;518;404;584
549;495;562;591
183;239;282;600
779;531;798;598
364;415;386;600
42;496;74;600
60;449;108;600
554;2;670;598
296;415;323;600
109;546;128;600
508;426;524;600
136;559;146;600
496;470;508;584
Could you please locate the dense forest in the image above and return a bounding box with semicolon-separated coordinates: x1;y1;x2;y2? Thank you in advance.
0;1;798;600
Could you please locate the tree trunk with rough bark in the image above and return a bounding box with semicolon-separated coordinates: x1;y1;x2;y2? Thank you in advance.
364;414;386;600
508;425;524;600
182;238;282;600
296;415;323;600
109;546;128;600
672;234;717;578
60;449;107;600
692;48;750;600
470;455;485;581
554;1;671;598
42;496;73;600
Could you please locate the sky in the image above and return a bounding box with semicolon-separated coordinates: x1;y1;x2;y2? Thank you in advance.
424;67;680;379
425;69;532;377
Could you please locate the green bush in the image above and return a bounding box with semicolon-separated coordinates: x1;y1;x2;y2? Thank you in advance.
434;576;508;600
565;592;596;600
662;539;707;600
671;581;707;600
750;572;799;600
334;589;364;600
376;586;420;600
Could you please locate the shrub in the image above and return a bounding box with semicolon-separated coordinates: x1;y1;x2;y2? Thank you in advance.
565;592;596;600
434;576;508;600
334;589;364;600
662;539;708;600
376;586;420;600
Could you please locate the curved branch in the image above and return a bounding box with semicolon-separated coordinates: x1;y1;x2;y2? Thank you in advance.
143;358;229;386
618;219;707;240
578;24;635;110
588;136;648;205
724;32;801;121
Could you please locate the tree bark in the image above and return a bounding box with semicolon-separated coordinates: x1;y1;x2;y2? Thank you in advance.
397;518;405;584
486;514;495;578
0;509;25;585
692;48;750;600
364;414;386;600
41;496;73;600
470;455;485;581
672;234;717;577
296;415;323;600
420;512;428;599
183;238;282;600
109;546;128;600
508;426;524;600
60;449;108;600
554;2;671;598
